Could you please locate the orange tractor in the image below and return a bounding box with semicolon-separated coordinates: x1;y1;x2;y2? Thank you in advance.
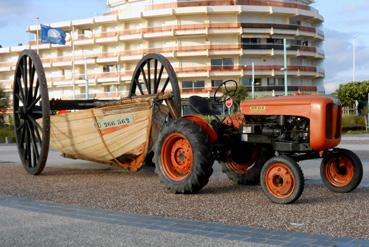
154;80;363;204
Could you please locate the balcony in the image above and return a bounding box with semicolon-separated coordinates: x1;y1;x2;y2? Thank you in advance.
129;0;311;11
242;43;323;58
242;23;316;33
245;85;317;92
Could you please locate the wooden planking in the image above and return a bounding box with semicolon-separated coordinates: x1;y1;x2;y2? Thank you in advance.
49;98;153;163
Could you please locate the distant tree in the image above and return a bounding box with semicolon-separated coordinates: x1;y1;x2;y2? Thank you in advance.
225;85;248;111
0;85;9;127
336;81;369;106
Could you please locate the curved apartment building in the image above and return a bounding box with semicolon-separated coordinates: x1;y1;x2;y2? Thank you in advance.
0;0;324;105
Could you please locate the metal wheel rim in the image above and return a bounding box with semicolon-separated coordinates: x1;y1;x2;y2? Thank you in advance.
226;146;258;174
265;163;295;199
129;54;181;113
13;50;50;175
325;155;354;187
161;133;193;182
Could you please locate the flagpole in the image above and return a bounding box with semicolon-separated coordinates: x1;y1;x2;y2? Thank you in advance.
35;17;40;54
72;26;76;100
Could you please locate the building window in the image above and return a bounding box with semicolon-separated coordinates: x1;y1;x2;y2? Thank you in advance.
194;80;205;88
242;78;252;86
242;38;261;44
267;78;285;86
103;64;117;73
104;85;112;93
223;58;234;68
267;38;283;45
211;59;222;69
242;78;261;87
212;80;223;88
182;80;205;89
182;81;193;89
211;58;234;70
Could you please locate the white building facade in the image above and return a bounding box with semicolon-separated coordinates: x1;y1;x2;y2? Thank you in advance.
0;0;325;104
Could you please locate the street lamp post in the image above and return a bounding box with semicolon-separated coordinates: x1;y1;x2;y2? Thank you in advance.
35;17;40;54
251;62;255;99
283;38;288;96
353;38;356;82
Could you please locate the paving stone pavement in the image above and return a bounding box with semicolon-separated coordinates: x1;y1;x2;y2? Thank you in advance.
0;197;368;247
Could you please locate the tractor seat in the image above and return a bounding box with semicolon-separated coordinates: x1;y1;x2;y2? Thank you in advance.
188;96;220;115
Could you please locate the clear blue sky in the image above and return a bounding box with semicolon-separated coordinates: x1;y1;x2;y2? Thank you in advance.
0;0;368;93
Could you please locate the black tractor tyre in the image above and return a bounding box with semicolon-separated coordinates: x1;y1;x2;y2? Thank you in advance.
260;156;304;204
320;148;363;193
154;119;214;194
220;144;272;185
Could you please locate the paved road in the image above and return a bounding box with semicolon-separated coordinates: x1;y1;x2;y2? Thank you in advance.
1;197;368;247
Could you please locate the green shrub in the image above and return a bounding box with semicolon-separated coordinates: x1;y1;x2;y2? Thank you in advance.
342;115;367;131
0;128;15;139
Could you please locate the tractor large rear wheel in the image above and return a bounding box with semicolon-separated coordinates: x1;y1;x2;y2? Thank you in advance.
220;144;272;185
154;119;214;193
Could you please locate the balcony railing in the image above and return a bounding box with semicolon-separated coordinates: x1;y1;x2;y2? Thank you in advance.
106;0;313;13
242;43;317;53
245;85;317;92
242;23;316;33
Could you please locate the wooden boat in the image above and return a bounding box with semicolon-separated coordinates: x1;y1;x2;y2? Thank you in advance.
49;96;154;171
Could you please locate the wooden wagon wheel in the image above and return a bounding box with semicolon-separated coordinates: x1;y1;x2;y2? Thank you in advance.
129;54;181;113
13;50;50;175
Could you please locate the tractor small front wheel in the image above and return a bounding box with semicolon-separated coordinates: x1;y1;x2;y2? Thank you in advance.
320;149;363;193
154;119;214;193
261;156;304;204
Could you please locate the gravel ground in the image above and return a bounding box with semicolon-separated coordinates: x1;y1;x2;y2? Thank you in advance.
1;164;369;240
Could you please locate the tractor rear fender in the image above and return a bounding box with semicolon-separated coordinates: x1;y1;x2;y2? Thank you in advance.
183;115;218;143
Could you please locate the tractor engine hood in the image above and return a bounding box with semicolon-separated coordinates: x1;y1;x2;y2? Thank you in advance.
240;95;342;151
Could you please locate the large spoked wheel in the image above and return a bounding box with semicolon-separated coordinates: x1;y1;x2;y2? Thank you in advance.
154;119;214;194
320;149;363;193
220;144;272;185
261;156;304;204
13;50;50;175
129;54;181;114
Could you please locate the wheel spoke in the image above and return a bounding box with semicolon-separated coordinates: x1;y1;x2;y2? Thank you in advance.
24;124;31;166
139;66;150;94
134;78;144;95
147;59;151;94
155;64;164;93
20;121;27;144
154;59;158;93
28;116;43;132
161;77;170;93
14;93;24;104
15;77;25;102
28;64;36;102
21;57;29;103
16;121;25;132
27;95;41;112
34;80;40;99
27;121;40;161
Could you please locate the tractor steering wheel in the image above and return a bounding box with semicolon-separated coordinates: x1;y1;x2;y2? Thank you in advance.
214;80;238;103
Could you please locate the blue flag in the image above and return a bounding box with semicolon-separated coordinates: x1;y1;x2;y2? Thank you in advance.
41;25;66;45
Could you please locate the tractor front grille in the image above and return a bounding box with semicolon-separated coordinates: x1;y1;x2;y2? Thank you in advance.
326;103;342;139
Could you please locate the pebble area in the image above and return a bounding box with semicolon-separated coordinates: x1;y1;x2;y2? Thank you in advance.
1;136;368;240
0;163;369;240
